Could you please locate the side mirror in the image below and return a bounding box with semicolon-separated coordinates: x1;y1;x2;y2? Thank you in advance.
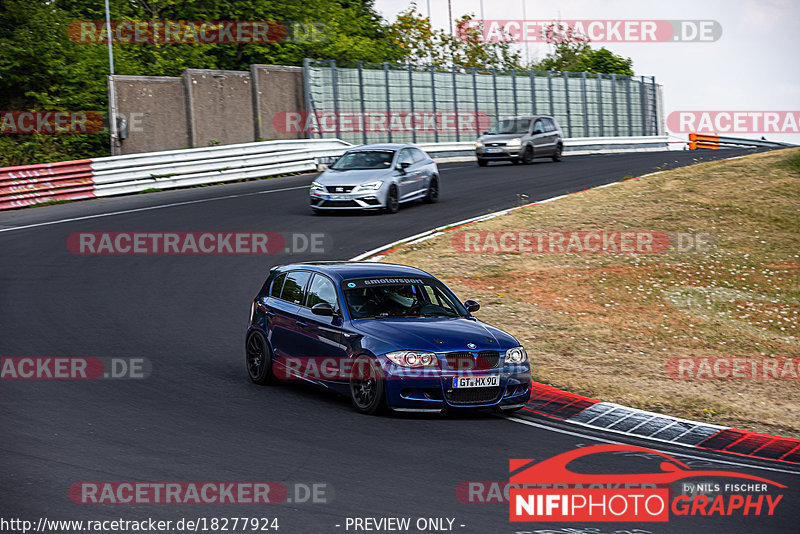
398;161;412;171
482;131;489;135
311;302;335;316
533;127;544;134
464;300;480;313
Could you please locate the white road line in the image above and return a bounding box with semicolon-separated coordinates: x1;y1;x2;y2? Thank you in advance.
504;416;800;476
0;185;309;234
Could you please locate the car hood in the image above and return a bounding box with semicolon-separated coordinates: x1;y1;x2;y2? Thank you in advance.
318;168;395;185
350;316;519;353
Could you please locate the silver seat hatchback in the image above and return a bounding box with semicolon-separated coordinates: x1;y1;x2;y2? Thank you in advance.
310;144;439;214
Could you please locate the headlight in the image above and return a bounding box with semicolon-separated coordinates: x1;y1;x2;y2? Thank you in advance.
475;140;483;148
310;181;324;192
354;180;383;192
504;346;527;364
507;138;522;147
386;351;438;368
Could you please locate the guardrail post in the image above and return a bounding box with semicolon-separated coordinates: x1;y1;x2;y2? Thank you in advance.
639;75;647;136
358;61;367;145
650;76;658;136
182;70;197;147
492;68;499;123
250;65;262;141
452;65;460;142
563;71;572;138
472;67;480;136
611;73;619;137
512;69;518;116
408;63;417;144
597;74;604;136
303;58;319;139
384;63;392;143
626;75;633;136
430;65;439;143
330;60;341;140
581;71;589;137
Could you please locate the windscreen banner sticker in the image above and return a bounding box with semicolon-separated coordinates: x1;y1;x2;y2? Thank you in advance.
343;277;430;288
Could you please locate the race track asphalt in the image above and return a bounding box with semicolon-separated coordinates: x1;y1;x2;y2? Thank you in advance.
1;148;797;533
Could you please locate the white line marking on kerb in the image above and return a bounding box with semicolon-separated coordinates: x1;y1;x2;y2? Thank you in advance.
0;185;309;234
504;416;800;476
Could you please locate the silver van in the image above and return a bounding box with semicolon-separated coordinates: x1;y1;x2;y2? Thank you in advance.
475;115;564;166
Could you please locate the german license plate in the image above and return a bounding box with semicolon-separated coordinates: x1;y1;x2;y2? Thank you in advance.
453;375;500;388
486;147;503;153
326;194;350;201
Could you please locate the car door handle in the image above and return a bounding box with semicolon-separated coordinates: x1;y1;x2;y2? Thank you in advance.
295;320;308;328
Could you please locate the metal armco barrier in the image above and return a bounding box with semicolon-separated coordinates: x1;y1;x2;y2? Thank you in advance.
0;136;670;210
688;133;794;150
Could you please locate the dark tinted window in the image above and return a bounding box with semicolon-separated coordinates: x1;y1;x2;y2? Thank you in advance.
279;271;311;305
331;150;394;170
342;277;467;319
306;274;339;311
270;272;286;298
487;118;531;135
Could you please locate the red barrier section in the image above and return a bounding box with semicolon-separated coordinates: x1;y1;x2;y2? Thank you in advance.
0;159;95;210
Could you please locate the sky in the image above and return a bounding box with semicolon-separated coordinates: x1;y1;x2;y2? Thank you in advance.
373;0;800;144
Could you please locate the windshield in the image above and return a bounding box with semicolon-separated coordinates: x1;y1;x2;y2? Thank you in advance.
342;277;468;319
486;118;531;135
331;150;395;170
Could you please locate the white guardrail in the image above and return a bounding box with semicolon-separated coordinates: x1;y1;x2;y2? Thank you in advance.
0;136;670;210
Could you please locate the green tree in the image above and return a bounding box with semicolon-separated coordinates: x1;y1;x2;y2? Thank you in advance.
532;22;634;75
387;7;521;70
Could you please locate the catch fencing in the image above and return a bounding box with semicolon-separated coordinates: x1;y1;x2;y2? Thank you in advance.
303;59;662;145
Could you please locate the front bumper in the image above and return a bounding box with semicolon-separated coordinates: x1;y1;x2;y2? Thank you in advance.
310;189;385;210
475;147;521;160
379;357;532;411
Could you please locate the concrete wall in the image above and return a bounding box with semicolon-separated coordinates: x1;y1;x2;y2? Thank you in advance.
252;65;304;141
110;65;305;155
113;76;190;155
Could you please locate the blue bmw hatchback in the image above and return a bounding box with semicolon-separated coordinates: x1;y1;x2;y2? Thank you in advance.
245;262;531;415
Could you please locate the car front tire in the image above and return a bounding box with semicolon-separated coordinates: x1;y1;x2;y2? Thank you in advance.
385;184;399;214
477;158;488;167
521;145;534;164
349;356;386;415
246;331;278;385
